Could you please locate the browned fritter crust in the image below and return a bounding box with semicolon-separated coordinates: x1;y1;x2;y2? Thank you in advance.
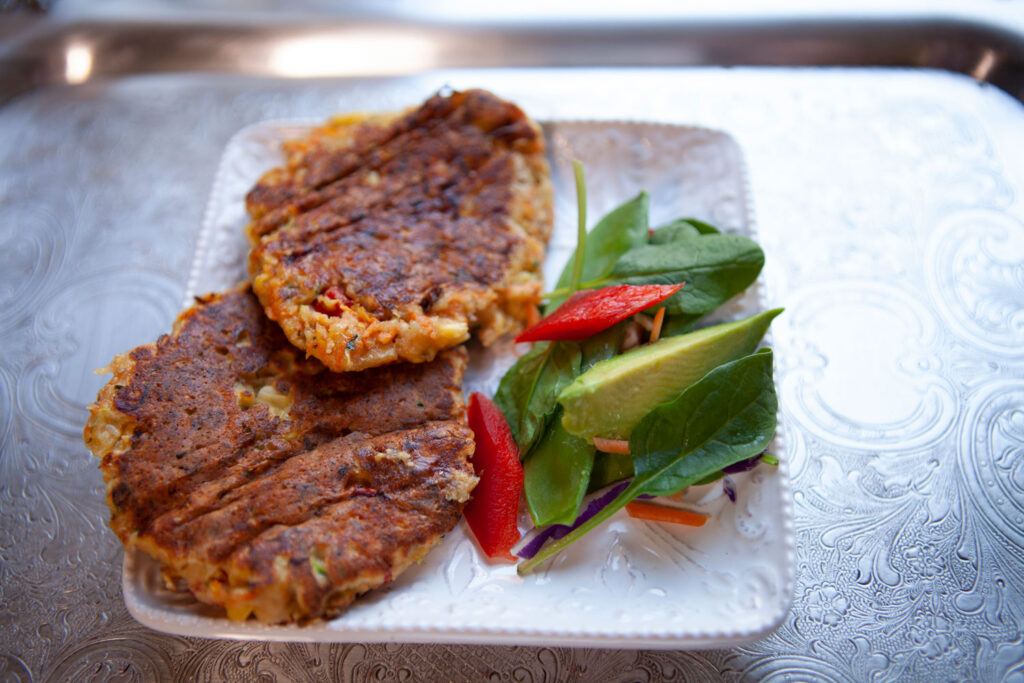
84;287;476;623
246;89;553;372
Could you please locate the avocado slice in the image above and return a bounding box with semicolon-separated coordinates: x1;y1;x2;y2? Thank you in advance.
558;308;783;440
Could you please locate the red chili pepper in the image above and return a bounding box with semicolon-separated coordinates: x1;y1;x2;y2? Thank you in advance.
515;283;684;343
463;392;523;561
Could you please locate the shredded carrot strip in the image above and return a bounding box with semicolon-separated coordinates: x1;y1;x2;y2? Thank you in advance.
625;501;709;526
649;307;666;343
592;437;630;454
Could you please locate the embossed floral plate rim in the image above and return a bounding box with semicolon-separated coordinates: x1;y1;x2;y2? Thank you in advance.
123;117;796;648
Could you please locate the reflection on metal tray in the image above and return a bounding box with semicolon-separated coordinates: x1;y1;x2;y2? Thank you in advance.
1;9;1023;103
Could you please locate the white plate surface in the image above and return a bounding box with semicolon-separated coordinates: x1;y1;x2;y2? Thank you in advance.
124;119;795;648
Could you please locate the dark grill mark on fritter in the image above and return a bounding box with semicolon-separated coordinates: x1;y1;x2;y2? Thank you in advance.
248;101;461;237
248;89;538;230
168;421;470;565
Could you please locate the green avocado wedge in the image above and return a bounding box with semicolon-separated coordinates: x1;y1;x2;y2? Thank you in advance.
557;308;783;440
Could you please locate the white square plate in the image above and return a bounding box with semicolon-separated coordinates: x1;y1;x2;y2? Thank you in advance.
124;119;795;648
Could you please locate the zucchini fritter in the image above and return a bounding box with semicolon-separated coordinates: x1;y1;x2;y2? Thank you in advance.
84;287;476;623
246;89;553;372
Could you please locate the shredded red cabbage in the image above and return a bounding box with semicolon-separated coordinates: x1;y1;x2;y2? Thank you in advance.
512;480;631;560
722;476;737;503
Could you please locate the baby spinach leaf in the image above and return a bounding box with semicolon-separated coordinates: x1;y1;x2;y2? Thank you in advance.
494;341;581;459
680;218;721;235
517;349;777;574
649;218;720;244
656;312;703;338
628;348;777;496
579;321;626;371
524;411;595;527
610;234;764;314
641;220;721;323
548;192;650;311
588;451;634;493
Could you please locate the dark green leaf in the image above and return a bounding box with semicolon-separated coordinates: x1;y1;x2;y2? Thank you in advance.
524;411;595;527
649;218;720;244
628;348;777;496
691;471;725;486
548;192;650;311
610;234;764;314
494;341;581;458
579;321;626;371
681;218;721;235
656;312;703;337
588;451;634;492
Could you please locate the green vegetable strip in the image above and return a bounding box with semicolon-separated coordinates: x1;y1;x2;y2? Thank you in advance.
569;160;587;294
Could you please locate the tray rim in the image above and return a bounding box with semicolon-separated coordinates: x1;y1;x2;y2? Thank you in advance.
2;10;1024;106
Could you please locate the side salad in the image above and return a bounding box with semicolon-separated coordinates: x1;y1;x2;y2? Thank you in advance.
462;163;781;574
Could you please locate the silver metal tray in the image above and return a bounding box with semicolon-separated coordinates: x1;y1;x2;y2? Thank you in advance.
2;9;1024;681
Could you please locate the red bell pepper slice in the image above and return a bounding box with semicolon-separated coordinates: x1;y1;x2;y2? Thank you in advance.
313;286;354;317
464;392;523;561
515;283;683;343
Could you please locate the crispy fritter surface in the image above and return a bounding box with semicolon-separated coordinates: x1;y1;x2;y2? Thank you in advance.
246;89;553;372
84;287;476;623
